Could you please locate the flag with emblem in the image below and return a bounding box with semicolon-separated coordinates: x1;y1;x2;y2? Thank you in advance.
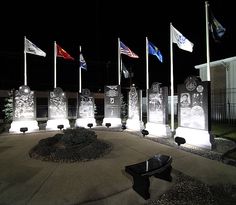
25;38;46;57
57;44;74;60
171;25;194;52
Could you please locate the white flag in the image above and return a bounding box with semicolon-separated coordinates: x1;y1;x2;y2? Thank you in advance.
25;38;46;57
171;25;194;52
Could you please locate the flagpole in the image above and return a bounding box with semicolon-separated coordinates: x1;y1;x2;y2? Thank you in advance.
205;1;211;81
145;37;149;122
170;23;174;132
118;38;121;85
79;46;82;93
54;41;57;88
24;36;27;86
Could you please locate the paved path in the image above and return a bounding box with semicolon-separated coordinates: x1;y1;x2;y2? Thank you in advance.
0;130;236;205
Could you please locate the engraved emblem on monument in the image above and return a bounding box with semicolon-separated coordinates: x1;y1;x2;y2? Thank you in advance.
196;85;204;93
83;88;90;97
110;98;114;104
185;76;197;91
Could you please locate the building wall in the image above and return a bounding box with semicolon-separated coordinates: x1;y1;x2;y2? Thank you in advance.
197;59;236;121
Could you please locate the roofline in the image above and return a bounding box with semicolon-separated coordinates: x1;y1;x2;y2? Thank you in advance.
195;56;236;69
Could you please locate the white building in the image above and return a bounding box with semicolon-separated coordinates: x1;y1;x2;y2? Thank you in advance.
195;56;236;121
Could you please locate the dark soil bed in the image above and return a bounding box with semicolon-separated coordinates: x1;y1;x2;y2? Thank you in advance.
147;169;236;205
29;128;112;162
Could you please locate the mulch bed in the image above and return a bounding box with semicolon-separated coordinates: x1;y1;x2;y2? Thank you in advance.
147;169;236;205
29;132;112;163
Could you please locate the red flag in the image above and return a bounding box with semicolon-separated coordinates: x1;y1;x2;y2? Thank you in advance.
57;44;74;60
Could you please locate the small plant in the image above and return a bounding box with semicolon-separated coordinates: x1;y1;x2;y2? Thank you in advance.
3;90;14;123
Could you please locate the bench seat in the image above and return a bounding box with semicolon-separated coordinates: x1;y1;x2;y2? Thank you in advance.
125;154;172;200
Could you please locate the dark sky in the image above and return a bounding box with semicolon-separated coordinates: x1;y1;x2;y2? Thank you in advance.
0;0;235;93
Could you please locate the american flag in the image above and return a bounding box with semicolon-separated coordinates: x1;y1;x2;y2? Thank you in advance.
120;41;139;58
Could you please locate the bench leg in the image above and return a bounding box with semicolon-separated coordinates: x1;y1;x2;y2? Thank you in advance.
154;165;172;182
132;175;150;200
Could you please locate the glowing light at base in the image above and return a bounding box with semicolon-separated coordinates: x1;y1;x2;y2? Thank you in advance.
102;118;122;128
9;120;39;133
126;119;144;131
174;127;213;149
76;118;96;128
46;119;70;130
145;122;171;137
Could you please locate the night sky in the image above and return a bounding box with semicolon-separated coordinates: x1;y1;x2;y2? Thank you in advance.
0;0;235;93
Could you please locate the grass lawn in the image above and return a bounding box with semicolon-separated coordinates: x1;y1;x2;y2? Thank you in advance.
211;123;236;142
211;123;236;160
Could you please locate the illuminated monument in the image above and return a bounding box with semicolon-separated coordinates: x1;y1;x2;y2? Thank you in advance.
175;76;213;149
145;82;171;137
126;85;144;130
9;85;39;133
46;87;70;130
76;89;96;128
102;85;122;128
9;37;46;133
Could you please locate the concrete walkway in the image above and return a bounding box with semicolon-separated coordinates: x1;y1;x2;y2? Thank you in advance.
0;130;236;205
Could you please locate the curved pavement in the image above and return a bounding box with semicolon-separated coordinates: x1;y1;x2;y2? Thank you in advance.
0;129;236;205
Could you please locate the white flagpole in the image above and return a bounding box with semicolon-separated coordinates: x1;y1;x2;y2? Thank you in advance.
118;38;121;85
205;1;211;81
146;37;149;122
54;41;57;88
79;46;82;93
170;23;174;132
24;36;27;86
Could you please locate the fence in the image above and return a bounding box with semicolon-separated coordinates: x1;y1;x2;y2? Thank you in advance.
211;88;236;124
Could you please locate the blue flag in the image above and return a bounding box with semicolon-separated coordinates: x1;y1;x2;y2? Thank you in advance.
209;10;226;42
148;41;163;62
80;53;87;70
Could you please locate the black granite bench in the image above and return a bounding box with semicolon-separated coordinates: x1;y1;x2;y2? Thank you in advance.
125;154;172;200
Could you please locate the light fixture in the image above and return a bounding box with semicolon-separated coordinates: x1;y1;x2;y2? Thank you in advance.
57;124;64;130
20;127;28;133
121;124;126;131
175;137;186;146
87;123;93;128
141;129;149;137
105;123;111;128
